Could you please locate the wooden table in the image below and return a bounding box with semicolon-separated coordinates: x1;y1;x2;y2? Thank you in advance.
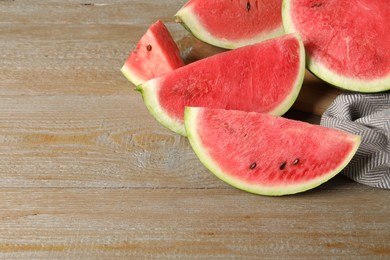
1;1;389;258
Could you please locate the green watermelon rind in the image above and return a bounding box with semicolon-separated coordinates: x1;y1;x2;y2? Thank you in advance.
175;4;285;49
282;0;390;93
121;64;144;87
138;33;306;136
136;79;187;136
184;106;361;196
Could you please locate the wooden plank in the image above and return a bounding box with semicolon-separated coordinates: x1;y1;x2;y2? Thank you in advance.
0;94;215;188
0;94;353;189
0;0;187;25
0;188;388;258
0;22;187;96
0;1;189;96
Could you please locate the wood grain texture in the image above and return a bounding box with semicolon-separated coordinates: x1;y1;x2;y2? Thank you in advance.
1;0;389;258
0;186;388;258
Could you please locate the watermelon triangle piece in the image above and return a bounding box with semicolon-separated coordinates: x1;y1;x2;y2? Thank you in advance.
176;0;285;49
282;0;390;92
185;107;361;196
121;20;185;87
137;33;305;136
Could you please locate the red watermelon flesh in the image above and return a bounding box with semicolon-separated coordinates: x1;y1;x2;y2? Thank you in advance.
283;0;390;92
137;33;305;136
185;107;361;196
121;20;184;86
176;0;284;49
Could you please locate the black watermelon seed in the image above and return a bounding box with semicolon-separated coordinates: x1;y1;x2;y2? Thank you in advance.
247;1;251;11
146;44;152;51
250;162;257;170
279;161;287;170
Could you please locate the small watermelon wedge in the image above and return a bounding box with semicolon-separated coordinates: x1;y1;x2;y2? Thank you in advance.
121;20;184;87
137;33;305;136
282;0;390;92
176;0;285;49
185;107;361;196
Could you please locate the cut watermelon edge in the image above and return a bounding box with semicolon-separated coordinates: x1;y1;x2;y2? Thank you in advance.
137;79;187;136
121;64;144;87
138;33;306;136
175;5;285;49
282;0;390;93
120;20;185;88
307;59;390;93
184;106;362;196
268;33;306;116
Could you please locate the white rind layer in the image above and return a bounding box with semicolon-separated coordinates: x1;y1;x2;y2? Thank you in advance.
176;5;285;49
185;106;361;196
137;78;187;136
282;0;390;93
121;63;144;87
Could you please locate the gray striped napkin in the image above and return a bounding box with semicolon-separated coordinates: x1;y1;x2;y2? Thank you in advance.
320;93;390;189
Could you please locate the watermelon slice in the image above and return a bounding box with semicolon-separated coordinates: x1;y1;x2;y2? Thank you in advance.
282;0;390;92
176;0;285;49
137;33;305;136
185;107;361;196
121;20;184;86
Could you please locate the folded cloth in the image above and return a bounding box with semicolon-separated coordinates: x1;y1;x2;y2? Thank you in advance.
320;93;390;189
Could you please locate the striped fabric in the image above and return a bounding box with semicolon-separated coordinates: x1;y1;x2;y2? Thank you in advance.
321;93;390;189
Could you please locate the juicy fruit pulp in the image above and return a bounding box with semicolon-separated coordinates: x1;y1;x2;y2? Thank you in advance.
282;0;390;92
121;20;184;86
176;0;284;49
137;34;305;136
185;107;361;196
